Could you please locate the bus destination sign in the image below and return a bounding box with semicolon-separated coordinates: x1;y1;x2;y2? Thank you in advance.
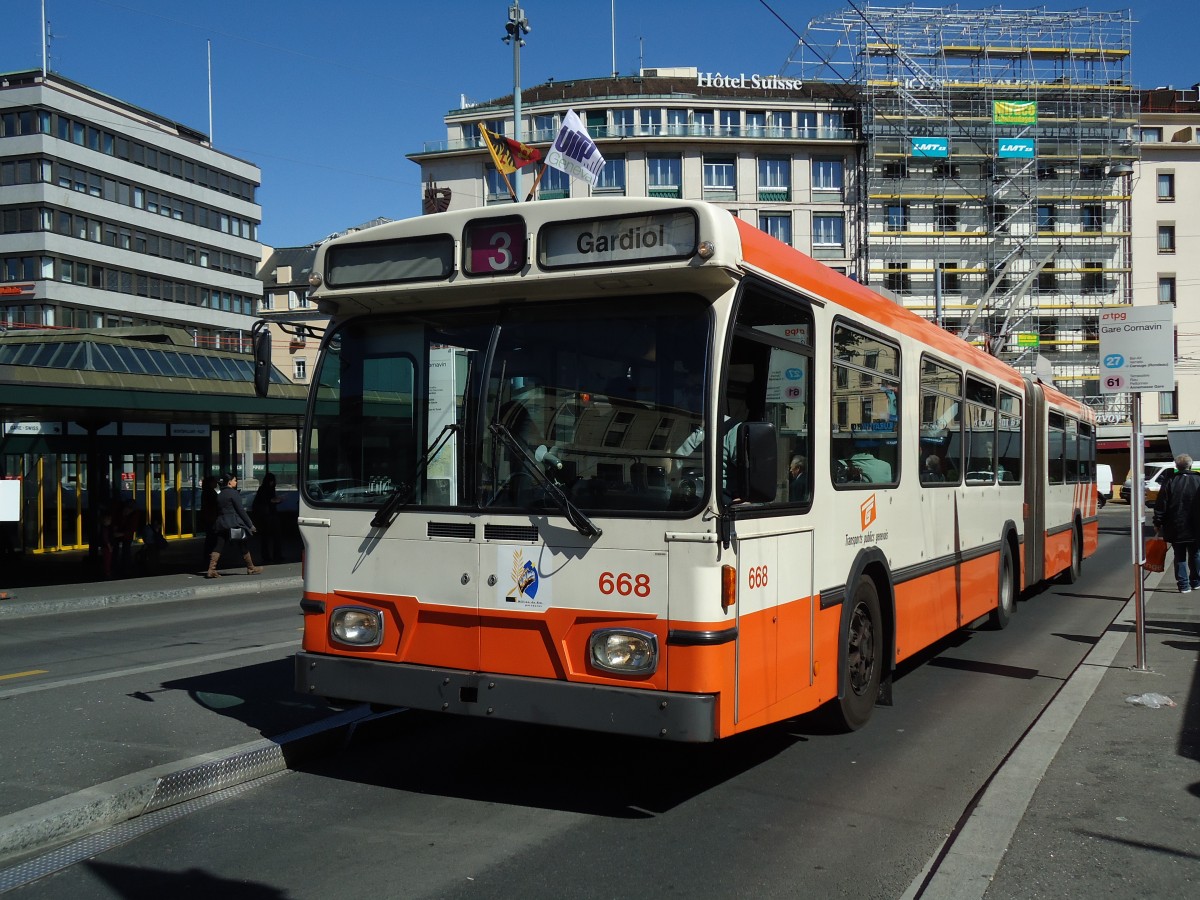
539;210;698;269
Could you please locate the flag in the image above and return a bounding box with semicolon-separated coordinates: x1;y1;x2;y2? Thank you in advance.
478;124;542;175
545;109;606;187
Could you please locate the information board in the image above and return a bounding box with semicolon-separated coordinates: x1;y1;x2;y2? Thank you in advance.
1098;306;1174;394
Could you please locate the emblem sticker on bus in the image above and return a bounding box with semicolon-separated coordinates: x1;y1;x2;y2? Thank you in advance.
499;547;550;611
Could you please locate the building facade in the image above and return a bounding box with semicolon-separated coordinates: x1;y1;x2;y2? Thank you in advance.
1131;86;1200;433
409;70;861;274
0;70;263;351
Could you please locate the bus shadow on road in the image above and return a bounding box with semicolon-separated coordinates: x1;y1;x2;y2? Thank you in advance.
290;709;808;819
158;658;337;739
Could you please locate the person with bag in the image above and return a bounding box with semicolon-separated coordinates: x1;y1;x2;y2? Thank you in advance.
206;473;263;578
1152;454;1200;592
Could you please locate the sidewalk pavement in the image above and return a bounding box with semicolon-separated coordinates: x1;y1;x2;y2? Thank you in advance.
911;569;1200;899
1;545;1197;895
0;535;302;619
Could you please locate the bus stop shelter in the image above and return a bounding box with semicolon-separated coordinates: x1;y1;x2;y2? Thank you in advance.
0;326;307;554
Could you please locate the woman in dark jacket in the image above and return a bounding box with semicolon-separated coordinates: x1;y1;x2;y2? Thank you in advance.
252;472;283;563
206;473;263;578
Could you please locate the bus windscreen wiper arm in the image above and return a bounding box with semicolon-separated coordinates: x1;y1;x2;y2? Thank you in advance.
489;423;602;539
370;424;459;529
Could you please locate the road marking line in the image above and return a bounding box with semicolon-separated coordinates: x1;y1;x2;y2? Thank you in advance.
0;669;48;682
0;641;296;699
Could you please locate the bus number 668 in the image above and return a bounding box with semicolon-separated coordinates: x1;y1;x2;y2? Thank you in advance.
598;572;651;597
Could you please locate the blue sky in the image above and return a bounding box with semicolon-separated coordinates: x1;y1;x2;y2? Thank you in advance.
8;1;1196;247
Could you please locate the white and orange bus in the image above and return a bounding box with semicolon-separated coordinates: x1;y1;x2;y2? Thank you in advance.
271;198;1096;741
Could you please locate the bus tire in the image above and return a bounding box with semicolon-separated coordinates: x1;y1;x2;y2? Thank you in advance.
837;575;883;731
989;541;1016;630
1060;525;1083;584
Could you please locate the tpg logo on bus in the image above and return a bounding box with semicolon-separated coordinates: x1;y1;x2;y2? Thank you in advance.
860;494;877;531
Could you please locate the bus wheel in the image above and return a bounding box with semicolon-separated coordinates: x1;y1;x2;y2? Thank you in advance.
989;542;1016;630
837;576;882;731
1061;526;1083;584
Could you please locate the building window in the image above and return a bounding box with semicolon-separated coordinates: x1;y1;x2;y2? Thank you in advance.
1158;224;1176;253
718;110;740;137
612;109;634;137
812;157;844;193
991;203;1008;233
484;166;511;204
1157;172;1175;201
769;111;792;137
691;110;714;137
812;213;845;251
1081;261;1105;294
882;160;909;178
539;166;570;200
937;203;957;232
1082;204;1103;232
759;213;792;244
822;112;846;138
666;108;688;136
1038;264;1057;293
1160;387;1178;419
1159;275;1177;305
745;111;766;136
1140;127;1162;143
758;158;790;201
638;108;661;136
886;203;908;232
1037;204;1055;231
884;263;911;294
594;156;625;194
939;263;960;293
703;157;736;200
532;113;557;142
294;358;307;381
647;155;682;198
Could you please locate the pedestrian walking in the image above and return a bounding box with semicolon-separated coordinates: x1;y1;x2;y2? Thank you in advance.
206;473;263;578
1152;453;1200;593
252;472;283;563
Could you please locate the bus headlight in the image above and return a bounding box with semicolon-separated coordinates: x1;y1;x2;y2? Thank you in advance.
330;607;384;647
589;629;658;675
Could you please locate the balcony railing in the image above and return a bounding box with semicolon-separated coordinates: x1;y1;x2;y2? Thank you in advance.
420;124;856;154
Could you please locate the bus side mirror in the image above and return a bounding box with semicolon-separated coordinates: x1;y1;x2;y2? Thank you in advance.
252;321;271;398
733;421;777;503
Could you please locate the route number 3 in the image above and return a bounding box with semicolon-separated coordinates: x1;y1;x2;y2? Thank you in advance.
747;565;769;589
598;572;651;597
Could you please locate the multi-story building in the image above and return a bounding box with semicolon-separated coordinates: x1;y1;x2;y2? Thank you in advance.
793;5;1137;427
409;69;861;274
1131;85;1200;432
0;70;262;351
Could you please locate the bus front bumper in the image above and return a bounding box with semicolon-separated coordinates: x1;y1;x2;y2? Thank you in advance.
294;651;718;742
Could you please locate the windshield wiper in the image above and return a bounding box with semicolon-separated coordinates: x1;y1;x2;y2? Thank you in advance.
370;424;459;529
489;423;602;539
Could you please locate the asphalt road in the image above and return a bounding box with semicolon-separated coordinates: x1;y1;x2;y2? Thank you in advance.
3;507;1139;899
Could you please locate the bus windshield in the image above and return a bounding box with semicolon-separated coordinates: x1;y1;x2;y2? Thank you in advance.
303;295;711;516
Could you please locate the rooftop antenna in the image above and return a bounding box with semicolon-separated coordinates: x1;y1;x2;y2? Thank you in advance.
40;0;48;76
207;40;214;144
611;1;617;77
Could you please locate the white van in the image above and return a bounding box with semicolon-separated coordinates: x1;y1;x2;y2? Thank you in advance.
1143;461;1200;507
1096;464;1113;507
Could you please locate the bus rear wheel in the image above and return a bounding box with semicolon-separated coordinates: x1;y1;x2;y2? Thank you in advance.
836;576;882;731
1060;525;1083;584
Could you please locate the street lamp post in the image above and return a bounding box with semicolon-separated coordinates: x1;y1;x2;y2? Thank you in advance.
503;4;531;200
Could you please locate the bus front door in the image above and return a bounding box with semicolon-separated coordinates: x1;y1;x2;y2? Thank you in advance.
734;529;815;724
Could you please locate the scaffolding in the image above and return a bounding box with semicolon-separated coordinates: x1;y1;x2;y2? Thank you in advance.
786;4;1137;419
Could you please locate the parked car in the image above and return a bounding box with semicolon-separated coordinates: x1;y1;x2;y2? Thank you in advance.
1096;464;1112;507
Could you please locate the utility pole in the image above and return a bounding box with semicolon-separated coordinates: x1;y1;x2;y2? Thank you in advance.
503;4;531;199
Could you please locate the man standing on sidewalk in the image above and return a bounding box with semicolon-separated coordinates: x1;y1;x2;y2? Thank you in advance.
1152;453;1200;592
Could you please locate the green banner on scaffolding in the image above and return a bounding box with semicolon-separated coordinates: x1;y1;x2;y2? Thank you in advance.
993;100;1037;125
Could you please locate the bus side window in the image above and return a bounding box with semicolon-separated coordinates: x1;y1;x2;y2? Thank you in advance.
724;287;814;506
832;323;900;488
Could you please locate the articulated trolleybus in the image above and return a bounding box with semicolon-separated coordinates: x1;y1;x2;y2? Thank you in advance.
276;197;1096;741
